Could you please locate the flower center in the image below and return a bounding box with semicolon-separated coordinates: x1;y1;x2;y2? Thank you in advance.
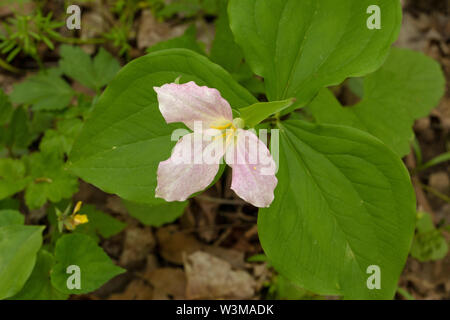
210;120;239;146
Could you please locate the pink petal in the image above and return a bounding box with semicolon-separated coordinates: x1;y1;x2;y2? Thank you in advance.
154;81;233;131
155;132;226;202
225;129;278;208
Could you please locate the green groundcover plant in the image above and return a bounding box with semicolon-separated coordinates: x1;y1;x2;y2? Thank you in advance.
0;0;447;300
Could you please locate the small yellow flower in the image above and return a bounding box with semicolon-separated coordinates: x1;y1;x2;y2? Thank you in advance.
73;214;89;225
62;201;89;231
73;201;83;214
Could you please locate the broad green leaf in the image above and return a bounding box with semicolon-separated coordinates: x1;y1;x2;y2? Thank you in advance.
410;212;448;262
0;225;44;299
0;158;29;200
0;89;13;125
308;48;445;156
3;106;32;152
0;198;20;211
158;0;202;18
10;69;74;111
238;98;295;128
74;205;126;240
347;77;364;98
92;48;122;88
259;120;416;299
210;0;262;96
40;118;83;158
210;0;252;81
146;25;205;55
269;275;322;300
9;250;68;300
24;152;79;209
40;130;73;158
123;200;187;227
29;110;55;137
157;0;220;18
0;209;24;226
70;49;256;204
60;45;120;91
202;0;220;14
51;233;125;294
229;0;402;104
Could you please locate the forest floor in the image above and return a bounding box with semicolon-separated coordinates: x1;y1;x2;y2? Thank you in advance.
0;0;448;300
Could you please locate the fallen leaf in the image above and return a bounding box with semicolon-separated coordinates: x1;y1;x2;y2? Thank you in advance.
156;225;204;265
108;279;153;300
184;251;256;299
120;226;156;268
137;10;186;49
146;268;186;300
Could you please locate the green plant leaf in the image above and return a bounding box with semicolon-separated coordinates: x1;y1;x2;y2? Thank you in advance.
0;89;13;126
157;0;219;18
3;106;32;152
229;0;402;105
51;233;125;294
0;225;44;299
210;0;251;79
9;250;68;300
410;212;448;262
92;48;122;88
146;25;205;55
24;152;79;209
238;98;295;128
74;205;126;240
0;209;24;227
259;120;416;299
123;199;187;227
40;118;84;158
10;69;74;111
269;275;322;300
29;110;55;137
59;45;120;91
70;49;256;204
0;158;30;200
308;48;445;156
0;198;20;211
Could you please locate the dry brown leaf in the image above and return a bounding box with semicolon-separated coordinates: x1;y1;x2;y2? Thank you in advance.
137;10;186;49
429;172;449;194
396;13;428;52
184;251;256;300
80;11;110;54
105;196;129;216
146;268;186;300
203;246;246;269
252;263;273;292
120;226;156;268
195;188;220;242
156;225;204;265
145;254;160;274
108;279;153;300
0;1;34;17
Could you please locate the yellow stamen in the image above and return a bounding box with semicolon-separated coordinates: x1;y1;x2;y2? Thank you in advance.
213;132;228;141
211;122;233;130
225;130;234;146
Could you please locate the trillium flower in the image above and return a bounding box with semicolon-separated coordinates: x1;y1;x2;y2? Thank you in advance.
153;81;278;208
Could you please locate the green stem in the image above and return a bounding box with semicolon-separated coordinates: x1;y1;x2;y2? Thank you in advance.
0;56;20;73
397;287;415;300
419;183;450;203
